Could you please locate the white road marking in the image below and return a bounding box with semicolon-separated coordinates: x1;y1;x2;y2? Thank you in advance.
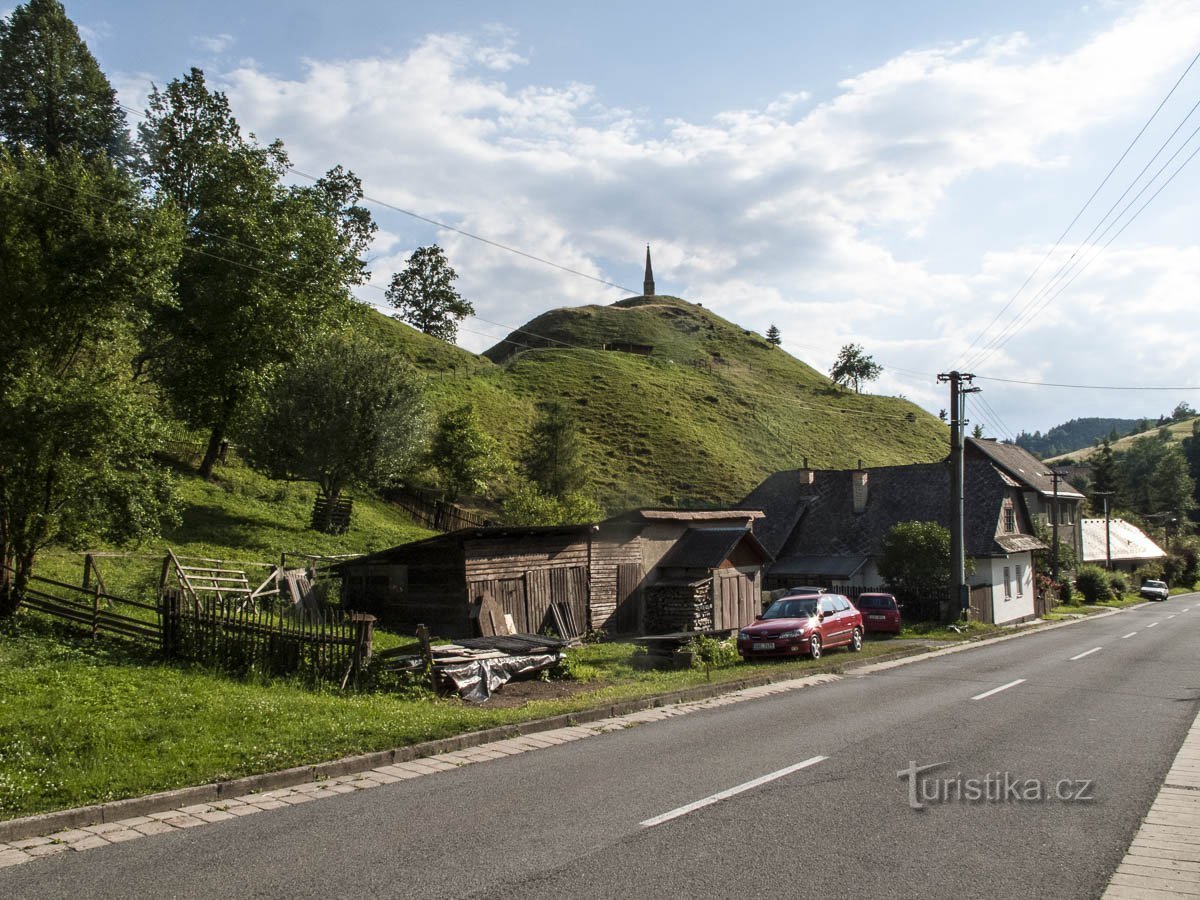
1070;647;1103;661
1121;632;1138;639
1169;615;1177;620
1148;622;1160;629
640;756;828;828
971;679;1026;701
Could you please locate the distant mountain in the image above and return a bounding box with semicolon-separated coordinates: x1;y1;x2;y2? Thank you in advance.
1014;418;1141;459
350;296;950;511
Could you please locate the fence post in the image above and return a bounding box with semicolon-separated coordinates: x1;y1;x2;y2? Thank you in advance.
92;583;100;639
416;623;435;691
349;613;376;688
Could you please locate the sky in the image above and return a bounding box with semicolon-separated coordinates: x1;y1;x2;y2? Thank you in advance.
48;0;1200;437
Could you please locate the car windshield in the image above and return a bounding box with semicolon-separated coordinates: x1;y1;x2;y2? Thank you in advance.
762;598;819;619
1145;581;1166;589
858;596;895;609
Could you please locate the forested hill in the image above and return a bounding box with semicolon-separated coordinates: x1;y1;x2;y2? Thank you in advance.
1015;417;1141;458
356;296;950;511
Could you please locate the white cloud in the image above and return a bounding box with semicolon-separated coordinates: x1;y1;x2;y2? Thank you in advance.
186;0;1200;431
193;33;235;55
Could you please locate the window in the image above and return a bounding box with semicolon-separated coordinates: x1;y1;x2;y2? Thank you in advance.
1015;565;1024;597
1003;504;1015;533
1003;566;1012;600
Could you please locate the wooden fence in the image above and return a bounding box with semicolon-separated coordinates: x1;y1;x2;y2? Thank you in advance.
7;567;161;644
385;485;492;532
160;588;374;686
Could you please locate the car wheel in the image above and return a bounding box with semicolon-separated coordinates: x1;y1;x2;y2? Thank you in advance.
809;634;822;660
849;627;862;652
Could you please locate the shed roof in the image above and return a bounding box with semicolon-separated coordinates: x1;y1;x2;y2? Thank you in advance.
606;508;763;524
965;438;1085;500
656;527;772;569
329;523;607;570
1081;518;1167;563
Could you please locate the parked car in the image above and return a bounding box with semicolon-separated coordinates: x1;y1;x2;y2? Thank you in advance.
854;592;902;634
787;585;827;595
737;593;863;661
1139;579;1169;602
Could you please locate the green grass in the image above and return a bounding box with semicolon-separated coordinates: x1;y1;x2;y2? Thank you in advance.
896;620;1006;641
0;619;921;821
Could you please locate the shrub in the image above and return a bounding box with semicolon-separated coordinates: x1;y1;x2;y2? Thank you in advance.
1058;580;1075;605
687;634;739;679
1108;572;1129;597
1075;565;1113;604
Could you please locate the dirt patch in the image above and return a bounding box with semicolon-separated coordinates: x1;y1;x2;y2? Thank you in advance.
474;677;609;709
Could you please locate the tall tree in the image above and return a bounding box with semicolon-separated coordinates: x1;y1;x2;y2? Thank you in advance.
765;324;782;346
241;339;427;522
1092;438;1117;495
429;404;503;502
0;0;129;162
0;149;180;614
829;343;882;393
137;69;375;478
387;245;474;342
522;401;589;499
877;521;952;597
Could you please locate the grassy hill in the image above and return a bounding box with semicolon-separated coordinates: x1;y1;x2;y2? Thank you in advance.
1046;417;1200;464
360;295;949;510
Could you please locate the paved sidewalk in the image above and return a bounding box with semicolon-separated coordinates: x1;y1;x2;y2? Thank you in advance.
0;673;839;869
1103;706;1200;898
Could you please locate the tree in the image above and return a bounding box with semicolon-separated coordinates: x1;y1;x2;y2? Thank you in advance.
0;0;129;162
938;409;947;422
522;401;589;499
971;424;985;439
765;324;782;346
0;149;180;614
1173;402;1197;422
829;343;882;393
387;245;474;342
877;521;952;597
429;404;504;502
1116;432;1179;516
502;482;602;526
1149;451;1196;525
137;69;375;479
1092;438;1117;496
240;340;427;524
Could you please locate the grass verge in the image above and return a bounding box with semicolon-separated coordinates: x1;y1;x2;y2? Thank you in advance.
0;617;920;822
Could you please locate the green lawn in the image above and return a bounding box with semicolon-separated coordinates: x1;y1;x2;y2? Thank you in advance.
0;617;923;821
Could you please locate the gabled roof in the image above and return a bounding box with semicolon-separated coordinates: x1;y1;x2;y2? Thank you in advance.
740;460;1045;567
656;527;772;569
1080;518;1167;563
606;508;763;524
965;438;1085;500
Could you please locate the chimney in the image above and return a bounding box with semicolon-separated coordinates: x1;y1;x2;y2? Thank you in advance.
852;465;869;513
797;456;814;486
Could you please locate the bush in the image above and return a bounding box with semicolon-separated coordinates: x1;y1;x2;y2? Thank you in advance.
1075;565;1113;604
687;634;739;679
1058;580;1076;605
1108;572;1129;597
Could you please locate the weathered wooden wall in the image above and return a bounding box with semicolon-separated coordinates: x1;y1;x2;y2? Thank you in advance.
590;536;644;633
464;534;591;636
340;546;469;635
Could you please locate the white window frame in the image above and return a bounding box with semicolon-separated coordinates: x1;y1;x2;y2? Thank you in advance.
1003;566;1012;600
1015;565;1023;597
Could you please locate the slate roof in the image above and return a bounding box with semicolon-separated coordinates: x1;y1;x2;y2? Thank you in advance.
740;460;1045;567
965;438;1085;500
656;527;772;569
329;524;604;569
1081;518;1167;563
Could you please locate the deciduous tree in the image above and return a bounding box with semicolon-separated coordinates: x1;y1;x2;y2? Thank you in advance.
241;339;427;527
877;521;952;597
829;343;882;393
387;245;474;342
137;69;374;479
429;404;504;502
522;401;589;499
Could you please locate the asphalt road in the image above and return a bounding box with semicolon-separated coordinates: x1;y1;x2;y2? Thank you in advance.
5;596;1200;900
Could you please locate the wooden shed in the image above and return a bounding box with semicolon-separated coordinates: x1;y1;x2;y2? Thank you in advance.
334;523;641;638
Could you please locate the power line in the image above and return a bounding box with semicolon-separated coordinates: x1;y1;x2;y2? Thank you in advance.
975;374;1200;391
954;46;1200;369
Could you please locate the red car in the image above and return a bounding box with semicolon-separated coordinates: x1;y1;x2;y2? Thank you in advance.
855;592;902;634
737;593;863;661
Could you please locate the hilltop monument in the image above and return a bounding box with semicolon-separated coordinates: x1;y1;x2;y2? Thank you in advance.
643;245;655;296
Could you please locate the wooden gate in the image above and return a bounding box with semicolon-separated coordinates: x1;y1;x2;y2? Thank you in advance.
714;569;759;630
612;563;643;634
969;584;993;624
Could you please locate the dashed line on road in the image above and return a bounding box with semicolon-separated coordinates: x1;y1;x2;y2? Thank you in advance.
1168;615;1177;620
971;679;1026;701
1121;632;1138;639
1148;622;1160;629
1070;647;1103;661
640;756;828;828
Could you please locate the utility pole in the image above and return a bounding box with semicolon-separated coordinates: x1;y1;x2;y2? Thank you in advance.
1049;469;1064;584
1093;491;1114;570
938;371;977;621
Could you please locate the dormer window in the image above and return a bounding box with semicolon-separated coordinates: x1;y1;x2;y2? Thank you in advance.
1003;503;1016;533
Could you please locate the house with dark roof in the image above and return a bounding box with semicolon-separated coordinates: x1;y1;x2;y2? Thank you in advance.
966;438;1085;563
739;459;1046;625
332;509;769;639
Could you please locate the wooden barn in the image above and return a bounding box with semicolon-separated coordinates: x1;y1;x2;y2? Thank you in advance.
333;510;768;639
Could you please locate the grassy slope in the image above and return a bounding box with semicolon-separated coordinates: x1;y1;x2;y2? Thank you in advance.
357;297;948;509
1046;417;1199;464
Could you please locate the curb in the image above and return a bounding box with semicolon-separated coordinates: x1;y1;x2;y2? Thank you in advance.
0;604;1143;844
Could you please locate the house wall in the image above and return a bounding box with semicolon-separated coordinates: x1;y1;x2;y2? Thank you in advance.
1026;491;1083;562
974;553;1035;624
340;545;468;635
590;532;644;632
463;534;592;636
